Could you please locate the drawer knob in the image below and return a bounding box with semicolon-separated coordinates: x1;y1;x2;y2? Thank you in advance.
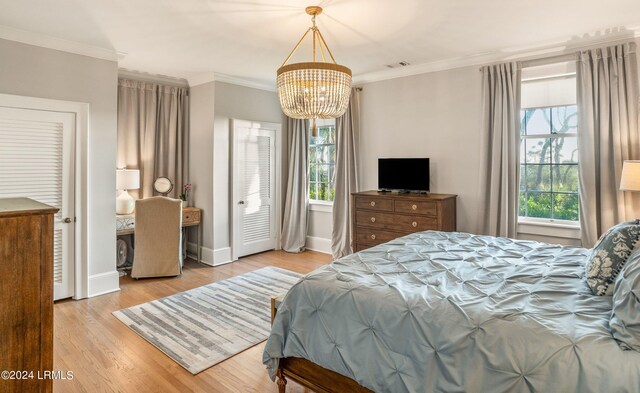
371;234;376;240
412;221;418;227
370;217;376;223
412;204;417;210
370;201;376;207
185;215;191;220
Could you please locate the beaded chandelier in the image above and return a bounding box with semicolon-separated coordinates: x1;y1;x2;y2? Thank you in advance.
277;6;352;134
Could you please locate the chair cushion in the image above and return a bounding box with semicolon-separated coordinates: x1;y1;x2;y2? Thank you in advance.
585;220;640;296
610;251;640;351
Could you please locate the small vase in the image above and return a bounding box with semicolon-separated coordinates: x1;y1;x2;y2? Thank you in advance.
182;200;188;208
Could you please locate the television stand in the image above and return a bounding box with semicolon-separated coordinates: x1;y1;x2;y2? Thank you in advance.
351;190;457;253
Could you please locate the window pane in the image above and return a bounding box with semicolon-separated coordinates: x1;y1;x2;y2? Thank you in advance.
309;147;318;163
552;137;578;164
525;138;551;164
524;108;552;135
553;193;579;221
309;182;317;200
552;165;579;192
328;145;336;164
318;164;329;183
519;164;526;191
524;192;552;218
551;105;577;134
520;110;527;135
309;163;317;182
519;193;527;216
526;164;551;191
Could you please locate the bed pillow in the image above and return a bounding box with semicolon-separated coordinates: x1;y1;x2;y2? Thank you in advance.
585;220;640;296
610;251;640;351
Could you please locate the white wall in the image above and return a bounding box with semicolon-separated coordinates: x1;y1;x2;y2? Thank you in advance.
360;66;485;235
204;81;281;264
188;81;215;262
0;38;119;296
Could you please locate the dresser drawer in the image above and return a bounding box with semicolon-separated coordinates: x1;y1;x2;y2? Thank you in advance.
182;208;201;225
395;200;437;216
354;243;373;252
355;227;400;245
355;210;438;232
354;196;394;212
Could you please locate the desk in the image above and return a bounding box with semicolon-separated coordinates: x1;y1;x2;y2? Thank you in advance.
116;206;202;263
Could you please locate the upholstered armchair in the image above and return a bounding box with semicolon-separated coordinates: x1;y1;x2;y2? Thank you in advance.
131;197;183;278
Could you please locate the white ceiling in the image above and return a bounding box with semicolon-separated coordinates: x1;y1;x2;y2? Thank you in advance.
1;0;639;87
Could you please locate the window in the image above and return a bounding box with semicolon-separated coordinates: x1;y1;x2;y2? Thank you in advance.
519;105;579;222
309;121;336;202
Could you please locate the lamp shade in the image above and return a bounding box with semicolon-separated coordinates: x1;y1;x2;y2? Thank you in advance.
620;161;640;191
116;169;140;190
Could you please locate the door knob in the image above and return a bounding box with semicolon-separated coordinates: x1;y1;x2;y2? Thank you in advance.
63;217;72;224
238;200;245;205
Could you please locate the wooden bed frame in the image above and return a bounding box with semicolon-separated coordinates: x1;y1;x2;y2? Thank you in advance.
270;297;373;393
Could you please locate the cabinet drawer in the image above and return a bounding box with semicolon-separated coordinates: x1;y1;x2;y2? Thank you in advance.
355;210;438;232
354;243;372;252
354;196;394;212
395;200;437;216
182;209;201;225
355;227;400;245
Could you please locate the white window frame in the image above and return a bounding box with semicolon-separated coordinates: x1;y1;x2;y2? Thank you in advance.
518;104;580;237
308;119;336;209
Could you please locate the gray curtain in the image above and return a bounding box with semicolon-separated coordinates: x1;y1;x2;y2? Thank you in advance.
577;42;640;247
281;116;310;252
332;88;361;258
117;79;189;199
479;62;522;238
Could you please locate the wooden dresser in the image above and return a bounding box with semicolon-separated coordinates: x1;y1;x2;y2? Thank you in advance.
351;191;457;252
0;198;58;393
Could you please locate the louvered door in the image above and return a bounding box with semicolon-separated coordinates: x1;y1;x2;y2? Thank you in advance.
234;122;276;258
0;107;75;300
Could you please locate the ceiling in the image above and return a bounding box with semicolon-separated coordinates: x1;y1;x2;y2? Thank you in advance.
1;0;639;87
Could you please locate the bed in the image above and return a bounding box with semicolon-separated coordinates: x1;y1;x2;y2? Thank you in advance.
263;230;640;393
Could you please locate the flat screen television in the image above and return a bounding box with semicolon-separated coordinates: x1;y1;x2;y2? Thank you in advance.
378;158;430;192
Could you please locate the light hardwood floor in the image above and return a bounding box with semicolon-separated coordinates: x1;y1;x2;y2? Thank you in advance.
53;250;331;393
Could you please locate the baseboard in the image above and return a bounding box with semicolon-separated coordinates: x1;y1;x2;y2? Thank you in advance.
88;270;120;297
187;243;233;266
305;236;332;254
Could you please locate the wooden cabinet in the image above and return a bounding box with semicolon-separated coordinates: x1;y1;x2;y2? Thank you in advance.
351;191;457;252
0;198;58;393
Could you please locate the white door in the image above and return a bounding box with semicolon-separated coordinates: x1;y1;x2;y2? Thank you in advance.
0;107;75;300
232;120;278;258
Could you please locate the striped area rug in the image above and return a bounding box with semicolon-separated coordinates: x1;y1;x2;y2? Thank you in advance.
113;266;302;374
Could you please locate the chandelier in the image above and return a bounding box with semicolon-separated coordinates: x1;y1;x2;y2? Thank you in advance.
277;6;352;134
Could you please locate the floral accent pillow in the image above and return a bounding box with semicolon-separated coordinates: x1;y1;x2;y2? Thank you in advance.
585;220;640;296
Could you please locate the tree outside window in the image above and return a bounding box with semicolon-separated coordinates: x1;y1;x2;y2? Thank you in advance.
309;123;336;202
519;105;579;222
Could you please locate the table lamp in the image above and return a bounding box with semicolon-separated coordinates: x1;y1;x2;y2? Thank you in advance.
116;169;140;215
620;160;640;192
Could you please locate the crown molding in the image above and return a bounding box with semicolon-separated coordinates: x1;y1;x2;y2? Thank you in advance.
188;71;278;91
213;73;276;92
353;28;640;85
118;69;189;87
0;24;123;62
186;72;216;87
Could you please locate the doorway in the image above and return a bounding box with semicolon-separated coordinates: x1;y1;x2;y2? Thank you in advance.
231;119;280;259
0;106;76;300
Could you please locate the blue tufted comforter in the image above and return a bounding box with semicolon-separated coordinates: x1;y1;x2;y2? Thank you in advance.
263;231;640;393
